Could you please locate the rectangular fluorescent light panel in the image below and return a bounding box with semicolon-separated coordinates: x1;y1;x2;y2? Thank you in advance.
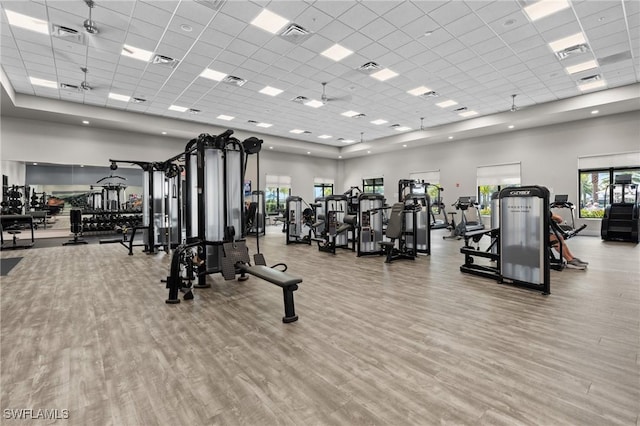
549;33;586;52
565;59;598;74
341;110;360;117
290;129;305;134
5;10;49;35
436;100;458;108
108;92;131;102
29;77;58;89
371;68;398;81
318;135;332;139
407;86;431;96
256;122;272;128
251;9;289;34
578;80;606;91
524;0;570;22
200;68;227;81
394;126;411;131
304;99;324;108
169;105;188;112
217;114;234;121
321;44;353;62
341;139;355;143
122;44;154;62
459;110;478;117
370;119;388;125
259;86;283;96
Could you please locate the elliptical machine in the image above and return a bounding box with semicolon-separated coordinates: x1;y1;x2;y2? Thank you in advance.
443;196;484;240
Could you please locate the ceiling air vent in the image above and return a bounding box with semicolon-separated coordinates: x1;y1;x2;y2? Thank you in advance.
193;0;226;11
556;43;589;60
279;24;311;44
132;97;146;103
222;75;247;86
291;96;309;103
188;108;201;115
247;120;258;124
353;113;366;118
357;62;381;74
52;24;84;44
421;91;439;98
303;130;312;134
453;106;468;112
389;124;400;128
152;54;180;68
579;74;601;83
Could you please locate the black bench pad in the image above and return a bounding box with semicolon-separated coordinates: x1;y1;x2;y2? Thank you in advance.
238;264;302;288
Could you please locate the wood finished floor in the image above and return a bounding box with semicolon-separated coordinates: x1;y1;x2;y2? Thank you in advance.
1;226;638;425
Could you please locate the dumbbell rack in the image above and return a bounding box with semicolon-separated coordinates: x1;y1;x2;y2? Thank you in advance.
80;210;143;235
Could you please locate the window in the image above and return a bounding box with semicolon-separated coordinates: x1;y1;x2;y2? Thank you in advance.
578;152;640;218
314;177;334;199
578;167;640;218
265;174;291;215
477;163;521;215
363;177;384;194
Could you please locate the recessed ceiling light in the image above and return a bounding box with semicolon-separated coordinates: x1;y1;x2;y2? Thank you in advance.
341;110;360;117
80;165;84;168
29;77;58;89
321;43;353;62
549;33;586;53
459;110;478;117
407;86;431;96
121;44;154;62
108;92;131;102
82;120;90;124
503;18;517;27
402;144;407;147
318;135;332;139
424;30;434;37
591;110;599;114
180;24;193;32
5;10;49;35
269;146;273;149
304;99;324;108
200;68;227;81
307;151;311;155
290;129;305;134
33;162;38;165
338;155;343;159
371;68;398;81
259;86;283;96
217;114;235;121
524;0;570;22
565;60;598;74
508;125;515;129
578;80;606;91
256;122;272;128
162;131;167;135
367;151;371;154
250;9;289;34
342;139;355;143
371;119;388;125
394;126;411;131
169;105;188;112
436;100;458;108
448;136;453;140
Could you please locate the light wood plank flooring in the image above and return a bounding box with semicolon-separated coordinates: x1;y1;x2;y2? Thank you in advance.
1;226;638;425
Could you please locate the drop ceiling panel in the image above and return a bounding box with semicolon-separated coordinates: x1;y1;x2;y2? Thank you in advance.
1;0;638;150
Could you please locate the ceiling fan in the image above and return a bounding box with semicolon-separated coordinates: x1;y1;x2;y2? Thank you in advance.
320;82;352;104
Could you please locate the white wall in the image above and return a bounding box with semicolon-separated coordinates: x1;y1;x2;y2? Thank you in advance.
2;111;639;235
342;111;640;235
0;160;26;186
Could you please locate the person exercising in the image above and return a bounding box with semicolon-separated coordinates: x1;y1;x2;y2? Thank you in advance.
550;212;588;269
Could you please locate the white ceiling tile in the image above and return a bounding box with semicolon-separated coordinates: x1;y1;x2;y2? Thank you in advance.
382;2;424;28
100;0;137;16
336;3;379;30
359;17;397;42
378;30;413;51
132;1;173;26
292;6;332;33
320;19;356;43
312;1;354;18
161;30;197;51
129;19;165;41
427;1;473;26
174;1;217;26
262;36;295;55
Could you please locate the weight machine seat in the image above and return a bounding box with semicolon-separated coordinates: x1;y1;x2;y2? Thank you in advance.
383;203;404;239
236;264;302;288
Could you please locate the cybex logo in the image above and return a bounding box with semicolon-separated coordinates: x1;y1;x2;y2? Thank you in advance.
509;190;531;195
